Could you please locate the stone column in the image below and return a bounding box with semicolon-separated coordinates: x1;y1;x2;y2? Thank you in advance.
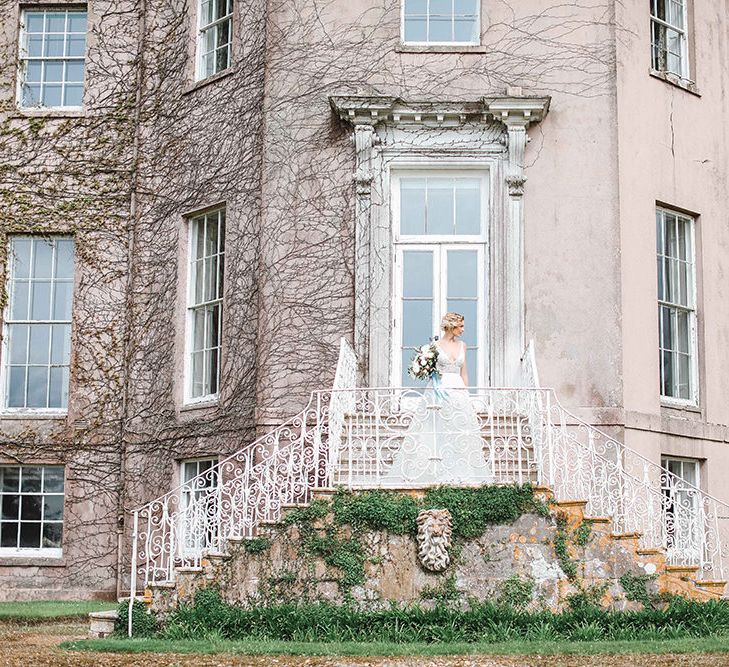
485;94;550;385
352;123;378;380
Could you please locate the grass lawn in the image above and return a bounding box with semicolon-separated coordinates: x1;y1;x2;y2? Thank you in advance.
0;600;116;621
62;635;729;657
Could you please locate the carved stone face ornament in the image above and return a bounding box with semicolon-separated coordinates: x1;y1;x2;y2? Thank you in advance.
416;508;453;572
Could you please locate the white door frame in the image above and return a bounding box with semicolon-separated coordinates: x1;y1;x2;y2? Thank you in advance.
390;167;490;388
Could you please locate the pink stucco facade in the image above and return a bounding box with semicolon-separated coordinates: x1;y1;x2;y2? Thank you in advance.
0;0;727;599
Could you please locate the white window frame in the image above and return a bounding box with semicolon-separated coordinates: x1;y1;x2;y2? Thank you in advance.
184;209;225;405
656;207;698;407
650;0;690;80
660;455;703;564
179;457;219;557
196;0;234;81
0;236;74;415
401;0;481;46
391;168;489;388
16;7;87;110
0;465;65;558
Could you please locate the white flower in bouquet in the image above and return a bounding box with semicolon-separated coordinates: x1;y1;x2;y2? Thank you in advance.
408;342;440;382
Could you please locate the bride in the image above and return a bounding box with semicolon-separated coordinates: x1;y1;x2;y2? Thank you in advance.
382;312;493;486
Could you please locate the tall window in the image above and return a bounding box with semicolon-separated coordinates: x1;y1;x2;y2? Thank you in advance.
181;458;219;554
18;8;87;109
187;210;225;401
402;0;480;45
650;0;689;78
197;0;233;79
661;456;702;563
392;171;488;387
0;466;65;556
656;208;697;403
3;237;74;411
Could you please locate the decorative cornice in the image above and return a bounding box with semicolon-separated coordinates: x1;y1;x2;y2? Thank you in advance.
330;94;551;129
483;96;551;128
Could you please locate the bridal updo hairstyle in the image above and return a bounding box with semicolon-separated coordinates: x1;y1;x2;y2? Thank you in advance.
441;312;464;333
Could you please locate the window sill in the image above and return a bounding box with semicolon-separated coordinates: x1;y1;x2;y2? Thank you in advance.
11;107;85;119
0;411;67;421
649;69;701;97
396;43;487;54
179;399;219;413
182;68;237;96
660;399;702;416
0;553;64;567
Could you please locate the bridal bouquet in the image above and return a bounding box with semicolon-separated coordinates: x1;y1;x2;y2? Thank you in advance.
408;342;439;381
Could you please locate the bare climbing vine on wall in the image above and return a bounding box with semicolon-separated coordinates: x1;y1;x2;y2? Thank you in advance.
0;0;618;595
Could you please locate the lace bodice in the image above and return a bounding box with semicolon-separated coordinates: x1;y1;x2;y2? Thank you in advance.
436;341;464;375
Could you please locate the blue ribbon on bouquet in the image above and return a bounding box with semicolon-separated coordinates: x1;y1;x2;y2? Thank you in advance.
431;371;447;401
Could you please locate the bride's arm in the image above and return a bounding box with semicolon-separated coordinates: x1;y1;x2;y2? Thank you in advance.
460;342;469;386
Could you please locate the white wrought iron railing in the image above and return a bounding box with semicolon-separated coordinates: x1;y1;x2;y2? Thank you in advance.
128;339;728;633
520;339;729;580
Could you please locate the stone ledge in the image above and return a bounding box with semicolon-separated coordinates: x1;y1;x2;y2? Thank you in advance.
611;532;641;540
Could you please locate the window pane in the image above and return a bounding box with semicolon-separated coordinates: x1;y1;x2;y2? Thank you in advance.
22;84;41;107
44;467;64;493
454;0;478;13
31;281;52;319
447;250;478;298
19;522;41;548
427;179;453;234
45;61;64;82
1;523;18;548
27;366;49;408
429;15;451;41
44;495;64;521
46;13;66;32
33;240;53;279
42;522;62;548
204;257;218;301
50;324;71;364
66;35;86;57
405;0;427;15
11;239;32;279
7;367;27;408
25;13;45;33
402;252;433;298
11;282;29;320
400;179;426;234
402;300;433;347
25;61;42;82
8;325;29;364
402;349;417;386
21;468;42;493
21;495;42;521
430;0;451;14
454;16;477;42
26;35;44;57
65;61;84;83
455;179;480;234
43;85;63;108
1;495;19;521
446;299;477;346
29;325;50;364
193;309;206;352
52;283;73;320
0;468;20;492
404;18;427;42
68;12;87;32
48;367;67;408
45;34;64;57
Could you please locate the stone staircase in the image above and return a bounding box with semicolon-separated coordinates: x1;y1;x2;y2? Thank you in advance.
335;412;538;486
145;484;726;617
551;493;726;602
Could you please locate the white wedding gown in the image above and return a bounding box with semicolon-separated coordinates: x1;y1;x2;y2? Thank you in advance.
382;342;493;486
